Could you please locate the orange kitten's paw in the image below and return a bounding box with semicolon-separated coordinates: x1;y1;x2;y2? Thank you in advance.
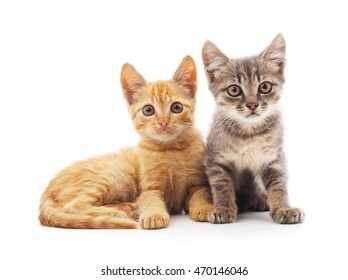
140;211;170;230
189;204;213;222
208;206;237;224
270;207;305;224
106;203;139;220
121;203;139;220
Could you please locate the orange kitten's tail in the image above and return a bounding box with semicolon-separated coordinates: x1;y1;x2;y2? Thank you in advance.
39;201;139;229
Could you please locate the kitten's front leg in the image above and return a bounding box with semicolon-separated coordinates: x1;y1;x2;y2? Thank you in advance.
137;188;170;230
262;163;304;224
205;161;238;223
186;185;213;222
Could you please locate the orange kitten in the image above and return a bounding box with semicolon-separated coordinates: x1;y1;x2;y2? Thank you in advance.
39;56;213;229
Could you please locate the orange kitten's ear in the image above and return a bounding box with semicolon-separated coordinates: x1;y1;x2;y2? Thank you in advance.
259;34;286;73
202;40;229;84
172;56;197;98
120;63;147;105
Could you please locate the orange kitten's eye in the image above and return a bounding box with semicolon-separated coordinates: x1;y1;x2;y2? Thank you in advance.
226;85;242;97
142;105;155;116
171;102;183;114
258;82;273;94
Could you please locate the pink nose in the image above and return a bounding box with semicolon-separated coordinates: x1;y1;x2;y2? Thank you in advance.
246;102;259;111
159;119;168;129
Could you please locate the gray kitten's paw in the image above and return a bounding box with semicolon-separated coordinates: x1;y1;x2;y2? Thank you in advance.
208;206;237;224
270;207;305;224
253;193;270;211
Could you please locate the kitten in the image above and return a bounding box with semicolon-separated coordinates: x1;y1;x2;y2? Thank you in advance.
202;34;304;224
39;56;213;229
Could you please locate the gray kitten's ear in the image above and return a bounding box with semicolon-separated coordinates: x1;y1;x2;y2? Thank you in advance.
202;40;229;83
172;55;197;98
120;63;147;105
259;34;286;73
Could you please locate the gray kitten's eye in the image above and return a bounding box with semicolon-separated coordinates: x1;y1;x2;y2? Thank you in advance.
142;105;155;116
226;85;242;97
259;82;273;94
171;102;183;114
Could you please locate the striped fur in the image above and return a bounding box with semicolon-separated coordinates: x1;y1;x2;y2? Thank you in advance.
202;35;304;224
39;56;212;229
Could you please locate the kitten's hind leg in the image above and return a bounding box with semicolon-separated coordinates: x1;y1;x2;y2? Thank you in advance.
253;193;270;212
106;203;139;220
39;148;141;229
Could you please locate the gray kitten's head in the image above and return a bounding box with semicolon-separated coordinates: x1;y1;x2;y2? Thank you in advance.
202;34;285;125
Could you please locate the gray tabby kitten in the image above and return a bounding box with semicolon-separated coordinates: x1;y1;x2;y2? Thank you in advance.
202;34;304;224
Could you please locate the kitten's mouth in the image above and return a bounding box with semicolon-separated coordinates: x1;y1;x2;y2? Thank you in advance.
161;130;173;134
245;112;260;118
158;127;174;134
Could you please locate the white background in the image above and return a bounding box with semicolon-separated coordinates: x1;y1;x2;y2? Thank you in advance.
1;0;347;279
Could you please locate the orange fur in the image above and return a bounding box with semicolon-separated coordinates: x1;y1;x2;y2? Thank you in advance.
39;56;212;229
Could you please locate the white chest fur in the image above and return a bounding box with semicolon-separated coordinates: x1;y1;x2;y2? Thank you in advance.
223;135;278;172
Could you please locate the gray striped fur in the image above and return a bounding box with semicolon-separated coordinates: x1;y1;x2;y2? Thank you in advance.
202;35;304;224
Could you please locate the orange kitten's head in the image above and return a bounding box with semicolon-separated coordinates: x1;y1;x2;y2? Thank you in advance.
120;56;197;144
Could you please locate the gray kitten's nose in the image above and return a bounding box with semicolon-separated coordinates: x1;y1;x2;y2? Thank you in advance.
246;102;259;111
